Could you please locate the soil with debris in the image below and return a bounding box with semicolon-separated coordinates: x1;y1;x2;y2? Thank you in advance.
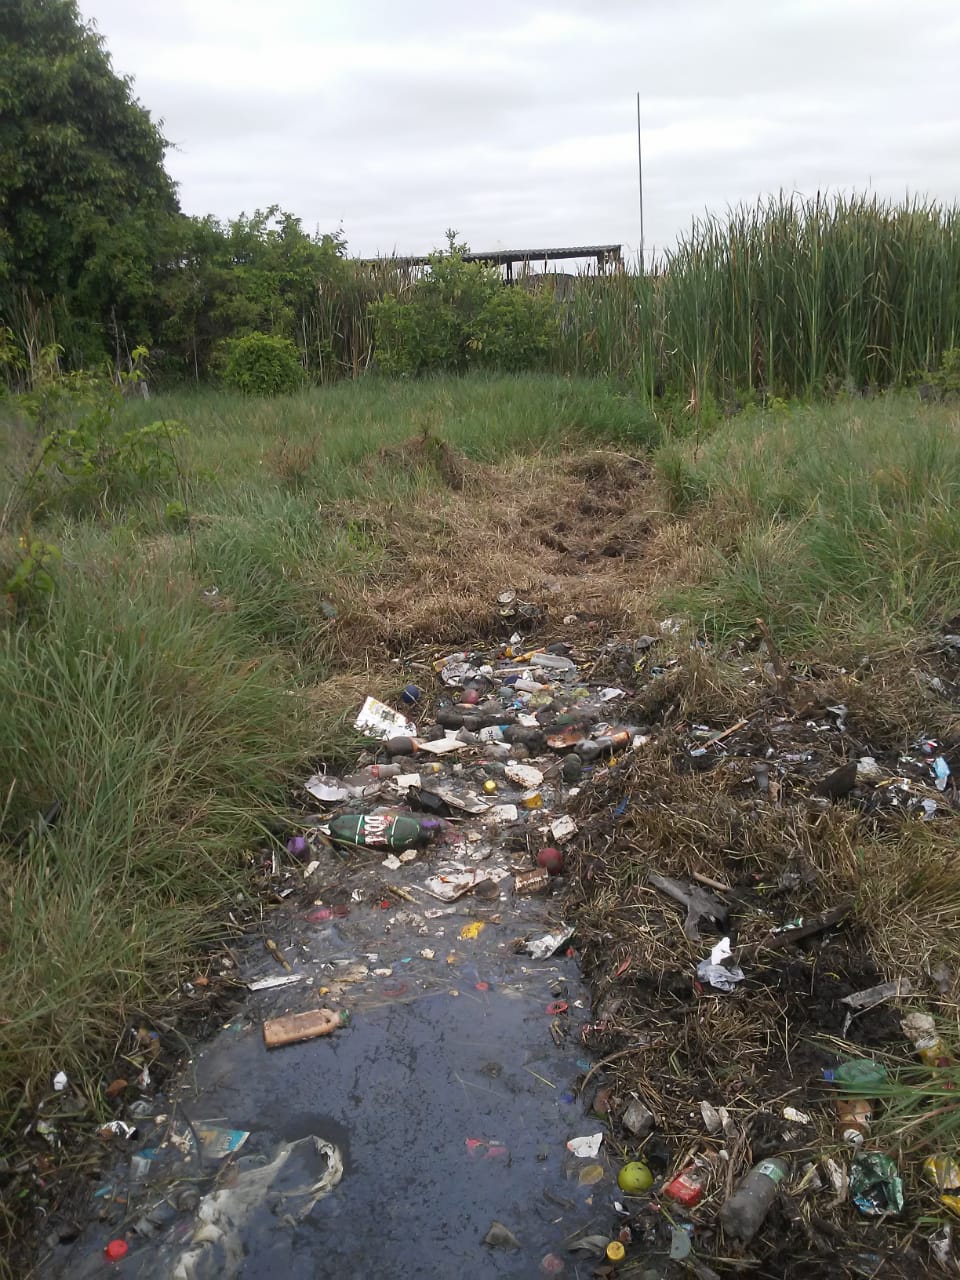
27;609;960;1278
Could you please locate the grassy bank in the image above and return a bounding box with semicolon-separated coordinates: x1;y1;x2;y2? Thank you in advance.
2;371;959;1262
0;374;657;1139
656;394;960;653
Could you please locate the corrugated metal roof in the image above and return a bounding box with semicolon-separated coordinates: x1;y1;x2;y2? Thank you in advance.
358;244;621;266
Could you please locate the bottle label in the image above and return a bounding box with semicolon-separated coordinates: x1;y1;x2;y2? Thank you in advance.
756;1159;787;1185
359;814;391;846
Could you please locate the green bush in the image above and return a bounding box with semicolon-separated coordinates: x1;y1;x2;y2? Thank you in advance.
221;332;304;395
370;236;559;376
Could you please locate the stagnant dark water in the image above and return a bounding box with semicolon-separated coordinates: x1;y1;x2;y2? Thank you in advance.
46;888;616;1279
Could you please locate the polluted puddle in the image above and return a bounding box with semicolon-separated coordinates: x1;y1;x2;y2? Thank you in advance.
42;626;643;1278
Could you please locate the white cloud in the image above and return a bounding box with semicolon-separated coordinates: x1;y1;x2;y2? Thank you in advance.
80;0;960;263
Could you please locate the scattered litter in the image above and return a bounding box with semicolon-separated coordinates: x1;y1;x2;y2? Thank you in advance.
649;871;728;940
514;867;550;895
569;1234;611;1257
537;846;564;875
669;1226;692;1261
484;1220;521;1249
720;1158;790;1244
841;978;912;1010
423;871;477;901
505;762;544;788
263;1008;346;1049
850;1152;904;1215
53;1071;68;1092
700;1101;722;1133
782;1106;812;1125
662;1166;705;1208
247;974;304;992
925;1156;960;1214
525;926;575;959
166;1123;249;1160
902;1011;953;1066
459;921;486;940
696;937;745;991
621;1098;655;1138
303;775;352;804
487;803;519;825
417;736;469;755
98;1120;138;1141
164;1136;342;1275
550;815;578;844
381;854;402;871
328;812;431;850
354;696;417;740
566;1133;603;1158
617;1160;653;1193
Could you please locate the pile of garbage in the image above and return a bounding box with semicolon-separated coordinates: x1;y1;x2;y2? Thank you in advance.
25;613;960;1278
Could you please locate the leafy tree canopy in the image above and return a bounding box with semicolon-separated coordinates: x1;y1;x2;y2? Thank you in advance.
0;0;178;314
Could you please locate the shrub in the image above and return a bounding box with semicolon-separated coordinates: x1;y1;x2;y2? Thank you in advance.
221;332;304;395
370;235;560;376
8;346;185;524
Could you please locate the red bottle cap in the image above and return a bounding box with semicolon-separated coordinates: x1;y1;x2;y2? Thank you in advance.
105;1239;128;1261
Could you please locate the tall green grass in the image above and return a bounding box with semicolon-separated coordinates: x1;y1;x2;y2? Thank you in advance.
657;395;960;651
561;193;960;397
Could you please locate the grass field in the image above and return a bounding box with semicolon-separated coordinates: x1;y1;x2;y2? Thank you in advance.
2;372;960;1258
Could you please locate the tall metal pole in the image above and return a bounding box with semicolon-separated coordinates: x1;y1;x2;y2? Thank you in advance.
636;92;645;273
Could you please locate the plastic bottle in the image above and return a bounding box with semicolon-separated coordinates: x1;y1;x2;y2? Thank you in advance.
343;764;402;788
902;1012;954;1067
836;1097;872;1146
328;813;428;850
578;730;632;761
719;1157;790;1244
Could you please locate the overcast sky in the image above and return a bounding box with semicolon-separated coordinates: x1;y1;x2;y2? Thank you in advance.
80;0;960;265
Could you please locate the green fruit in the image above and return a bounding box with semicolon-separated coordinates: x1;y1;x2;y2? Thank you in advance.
618;1161;653;1194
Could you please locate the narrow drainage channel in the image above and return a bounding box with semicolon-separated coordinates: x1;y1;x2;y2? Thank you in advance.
43;625;643;1279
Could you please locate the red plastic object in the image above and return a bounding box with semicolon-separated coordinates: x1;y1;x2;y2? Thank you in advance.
546;1001;569;1015
104;1239;129;1261
662;1167;705;1208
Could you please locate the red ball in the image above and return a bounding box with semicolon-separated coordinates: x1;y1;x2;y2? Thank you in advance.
537;846;564;875
105;1239;129;1261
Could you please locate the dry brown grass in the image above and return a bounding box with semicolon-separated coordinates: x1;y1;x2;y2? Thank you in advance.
323;447;658;661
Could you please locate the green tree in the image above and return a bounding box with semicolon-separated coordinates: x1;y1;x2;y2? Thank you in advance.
155;207;347;381
0;0;178;362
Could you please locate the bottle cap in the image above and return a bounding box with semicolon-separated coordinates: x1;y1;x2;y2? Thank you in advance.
606;1241;626;1262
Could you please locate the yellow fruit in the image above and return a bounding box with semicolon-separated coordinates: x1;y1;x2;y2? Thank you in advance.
617;1161;653;1194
